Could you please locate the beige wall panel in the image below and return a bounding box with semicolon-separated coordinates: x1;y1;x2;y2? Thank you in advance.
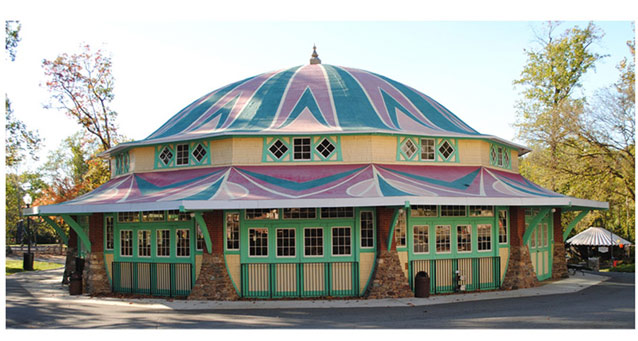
303;263;325;292
331;262;353;291
137;263;151;290
359;253;375;293
499;247;509;284
247;264;269;292
457;258;474;285
479;257;495;284
231;137;262;165
104;253;114;280
276;263;297;292
436;259;454;288
131;146;155;173
397;251;409;278
511;150;519;170
195;254;202;279
412;259;431;277
458;139;489;166
225;254;241;292
370;136;397;162
211;138;234;166
341;135;373;162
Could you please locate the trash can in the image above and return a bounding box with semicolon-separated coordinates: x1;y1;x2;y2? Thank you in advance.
23;252;34;271
414;271;430;298
587;257;600;272
75;257;85;273
69;272;83;295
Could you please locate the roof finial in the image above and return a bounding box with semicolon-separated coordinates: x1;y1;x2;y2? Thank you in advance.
310;44;321;65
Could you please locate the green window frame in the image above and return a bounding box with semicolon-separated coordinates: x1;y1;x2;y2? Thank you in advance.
360;210;374;249
498;210;508;244
114;151;130;176
303;227;324;257
176;229;190;257
456;225;472;253
154;140;211;169
248;228;268;257
489;143;512;169
397;136;459;162
435;225;451;253
331;226;351;256
196;223;205;251
276;228;296;258
477;224;492;251
413;225;429;254
105;215;114;250
157;229;171;257
263;136;342;162
120;230;133;257
138;230;151;257
226;212;240;251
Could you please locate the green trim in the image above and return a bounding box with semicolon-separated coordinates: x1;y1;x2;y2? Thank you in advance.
61;214;91;253
396;135;459;163
41;216;69;245
114;151;130;175
154;139;211;170
489;142;512;170
522;207;551;246
563;210;590;241
192;212;213;253
387;208;401;251
263;135;342;162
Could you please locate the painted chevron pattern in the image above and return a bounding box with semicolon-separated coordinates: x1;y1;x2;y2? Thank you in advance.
50;164;563;209
144;65;480;143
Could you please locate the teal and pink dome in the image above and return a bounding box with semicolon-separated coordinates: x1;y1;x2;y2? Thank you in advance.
144;64;482;142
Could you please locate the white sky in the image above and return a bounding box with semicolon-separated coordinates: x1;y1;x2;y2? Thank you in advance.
2;1;636;173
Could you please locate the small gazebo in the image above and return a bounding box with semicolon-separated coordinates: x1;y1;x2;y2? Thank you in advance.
566;227;632;262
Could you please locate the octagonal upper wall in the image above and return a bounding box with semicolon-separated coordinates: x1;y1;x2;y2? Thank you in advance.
109;135;519;178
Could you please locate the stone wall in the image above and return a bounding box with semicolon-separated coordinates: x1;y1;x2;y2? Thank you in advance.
552;209;569;279
366;250;413;298
188;253;239;300
502;207;539;289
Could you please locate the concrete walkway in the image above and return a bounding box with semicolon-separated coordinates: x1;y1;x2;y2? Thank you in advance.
8;266;609;311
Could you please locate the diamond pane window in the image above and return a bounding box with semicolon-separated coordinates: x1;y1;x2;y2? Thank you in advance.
159;146;173;166
497;146;504;166
503;149;510;167
439;140;454;160
490;146;497;164
192;143;207;162
401;139;417;159
269;139;288;159
316;138;336;158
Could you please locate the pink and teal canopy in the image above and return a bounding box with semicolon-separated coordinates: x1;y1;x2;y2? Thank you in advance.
107;64;528;155
28;164;607;215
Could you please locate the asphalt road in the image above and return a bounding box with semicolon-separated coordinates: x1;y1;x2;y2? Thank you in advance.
5;271;635;329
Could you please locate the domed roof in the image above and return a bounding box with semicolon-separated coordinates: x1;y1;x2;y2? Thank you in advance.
108;63;529;154
146;64;480;140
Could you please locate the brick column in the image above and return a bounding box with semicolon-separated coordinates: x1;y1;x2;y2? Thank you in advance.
552;208;568;279
189;210;238;300
84;213;110;294
502;207;539;289
366;207;413;298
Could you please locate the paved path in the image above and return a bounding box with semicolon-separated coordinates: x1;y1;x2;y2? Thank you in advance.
6;266;635;328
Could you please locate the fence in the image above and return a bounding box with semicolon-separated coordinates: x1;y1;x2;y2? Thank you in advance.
410;256;501;294
241;262;359;298
112;262;192;297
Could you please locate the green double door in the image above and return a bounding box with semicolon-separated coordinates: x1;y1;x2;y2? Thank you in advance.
527;218;553;280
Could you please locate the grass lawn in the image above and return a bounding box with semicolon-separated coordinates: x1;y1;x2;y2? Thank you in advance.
609;263;635;272
6;259;64;276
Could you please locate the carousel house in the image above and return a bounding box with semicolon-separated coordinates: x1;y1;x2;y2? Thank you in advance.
25;48;608;300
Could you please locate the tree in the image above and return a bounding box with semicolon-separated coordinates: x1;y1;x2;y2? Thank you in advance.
5;20;21;62
42;44;119;151
514;22;604;191
6;98;41;167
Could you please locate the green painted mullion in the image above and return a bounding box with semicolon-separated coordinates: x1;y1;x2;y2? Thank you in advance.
387;208;400;251
193;212;212;253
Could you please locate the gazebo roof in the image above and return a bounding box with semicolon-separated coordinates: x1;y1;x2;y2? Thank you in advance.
566;227;633;246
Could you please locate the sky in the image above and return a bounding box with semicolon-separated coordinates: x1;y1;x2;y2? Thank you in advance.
2;1;636;173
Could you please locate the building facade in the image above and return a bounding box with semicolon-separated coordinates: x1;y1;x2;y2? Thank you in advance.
27;49;607;299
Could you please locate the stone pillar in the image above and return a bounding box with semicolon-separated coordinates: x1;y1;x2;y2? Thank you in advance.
552;208;569;279
366;207;413;299
188;210;239;300
502;207;539;290
82;213;110;294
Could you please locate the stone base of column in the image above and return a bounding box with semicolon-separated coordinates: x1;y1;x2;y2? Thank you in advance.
502;245;539;290
83;253;111;294
188;254;239;301
366;250;413;299
552;243;569;279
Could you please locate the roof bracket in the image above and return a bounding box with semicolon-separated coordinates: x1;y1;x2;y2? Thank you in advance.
563;210;591;241
41;216;69;246
60;214;91;253
193;212;213;254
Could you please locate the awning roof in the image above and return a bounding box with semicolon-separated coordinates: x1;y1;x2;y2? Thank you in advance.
566;227;632;246
25;164;608;215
